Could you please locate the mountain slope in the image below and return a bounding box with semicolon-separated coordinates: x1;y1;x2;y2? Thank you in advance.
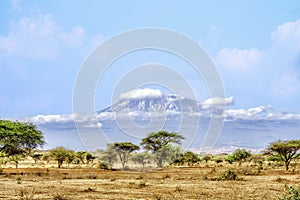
98;94;201;113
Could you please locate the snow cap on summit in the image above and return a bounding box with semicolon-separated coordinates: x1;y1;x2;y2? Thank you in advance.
119;88;163;100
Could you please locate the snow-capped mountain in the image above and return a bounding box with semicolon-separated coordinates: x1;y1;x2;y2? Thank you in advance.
98;93;201;114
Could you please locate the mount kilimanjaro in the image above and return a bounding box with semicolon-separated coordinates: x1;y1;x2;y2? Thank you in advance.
98;93;202;114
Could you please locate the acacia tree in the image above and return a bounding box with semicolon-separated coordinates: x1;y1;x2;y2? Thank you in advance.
50;147;74;168
266;140;300;171
141;131;184;167
0;120;45;168
111;142;140;170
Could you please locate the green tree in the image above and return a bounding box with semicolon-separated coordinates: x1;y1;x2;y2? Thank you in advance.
101;145;118;169
0;120;45;168
202;154;212;163
42;152;51;164
85;152;96;164
31;153;43;164
266;140;300;171
50;147;74;168
232;149;251;164
111;142;140;170
75;151;87;164
157;144;182;166
65;150;75;168
141;131;184;167
131;152;152;171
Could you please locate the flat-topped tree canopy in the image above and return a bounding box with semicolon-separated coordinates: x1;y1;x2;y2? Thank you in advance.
266;140;300;171
0;120;45;156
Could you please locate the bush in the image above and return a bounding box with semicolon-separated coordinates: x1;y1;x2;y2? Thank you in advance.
213;156;223;164
225;154;235;164
98;162;110;170
172;151;200;166
278;184;300;200
217;169;238;181
202;155;212;163
232;149;251;162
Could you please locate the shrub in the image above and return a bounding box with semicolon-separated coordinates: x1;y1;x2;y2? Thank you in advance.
213;156;223;164
225;154;235;164
17;187;38;200
278;184;300;200
172;151;200;166
98;162;110;170
232;149;251;162
202;155;212;163
217;169;238;181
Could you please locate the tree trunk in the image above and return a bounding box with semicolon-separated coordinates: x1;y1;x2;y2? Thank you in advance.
157;157;163;168
285;161;289;171
58;160;63;168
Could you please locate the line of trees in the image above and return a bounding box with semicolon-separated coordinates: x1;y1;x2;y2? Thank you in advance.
0;120;300;171
99;131;185;170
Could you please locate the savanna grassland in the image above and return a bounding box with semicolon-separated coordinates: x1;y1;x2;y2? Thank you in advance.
0;160;299;200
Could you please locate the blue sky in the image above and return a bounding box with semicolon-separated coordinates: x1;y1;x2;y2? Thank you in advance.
1;0;300;118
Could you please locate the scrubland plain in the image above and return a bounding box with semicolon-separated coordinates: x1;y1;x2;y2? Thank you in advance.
0;161;299;200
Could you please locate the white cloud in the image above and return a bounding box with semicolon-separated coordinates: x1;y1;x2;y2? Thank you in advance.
96;112;116;120
28;114;71;124
215;19;300;107
271;19;300;50
26;113;102;129
25;103;300;131
224;105;270;120
120;88;163;100
222;105;300;120
0;11;88;61
216;20;300;73
201;96;234;109
5;13;61;59
216;48;262;71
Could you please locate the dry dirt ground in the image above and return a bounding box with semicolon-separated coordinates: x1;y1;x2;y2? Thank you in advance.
0;164;299;200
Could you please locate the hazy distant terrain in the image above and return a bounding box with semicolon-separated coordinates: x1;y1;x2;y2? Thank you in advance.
28;90;300;152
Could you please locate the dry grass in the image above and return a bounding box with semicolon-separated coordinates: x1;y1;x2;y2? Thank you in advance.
0;164;299;200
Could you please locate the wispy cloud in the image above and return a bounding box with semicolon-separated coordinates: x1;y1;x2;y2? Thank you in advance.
216;20;300;72
216;48;262;71
0;12;86;60
214;19;300;111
